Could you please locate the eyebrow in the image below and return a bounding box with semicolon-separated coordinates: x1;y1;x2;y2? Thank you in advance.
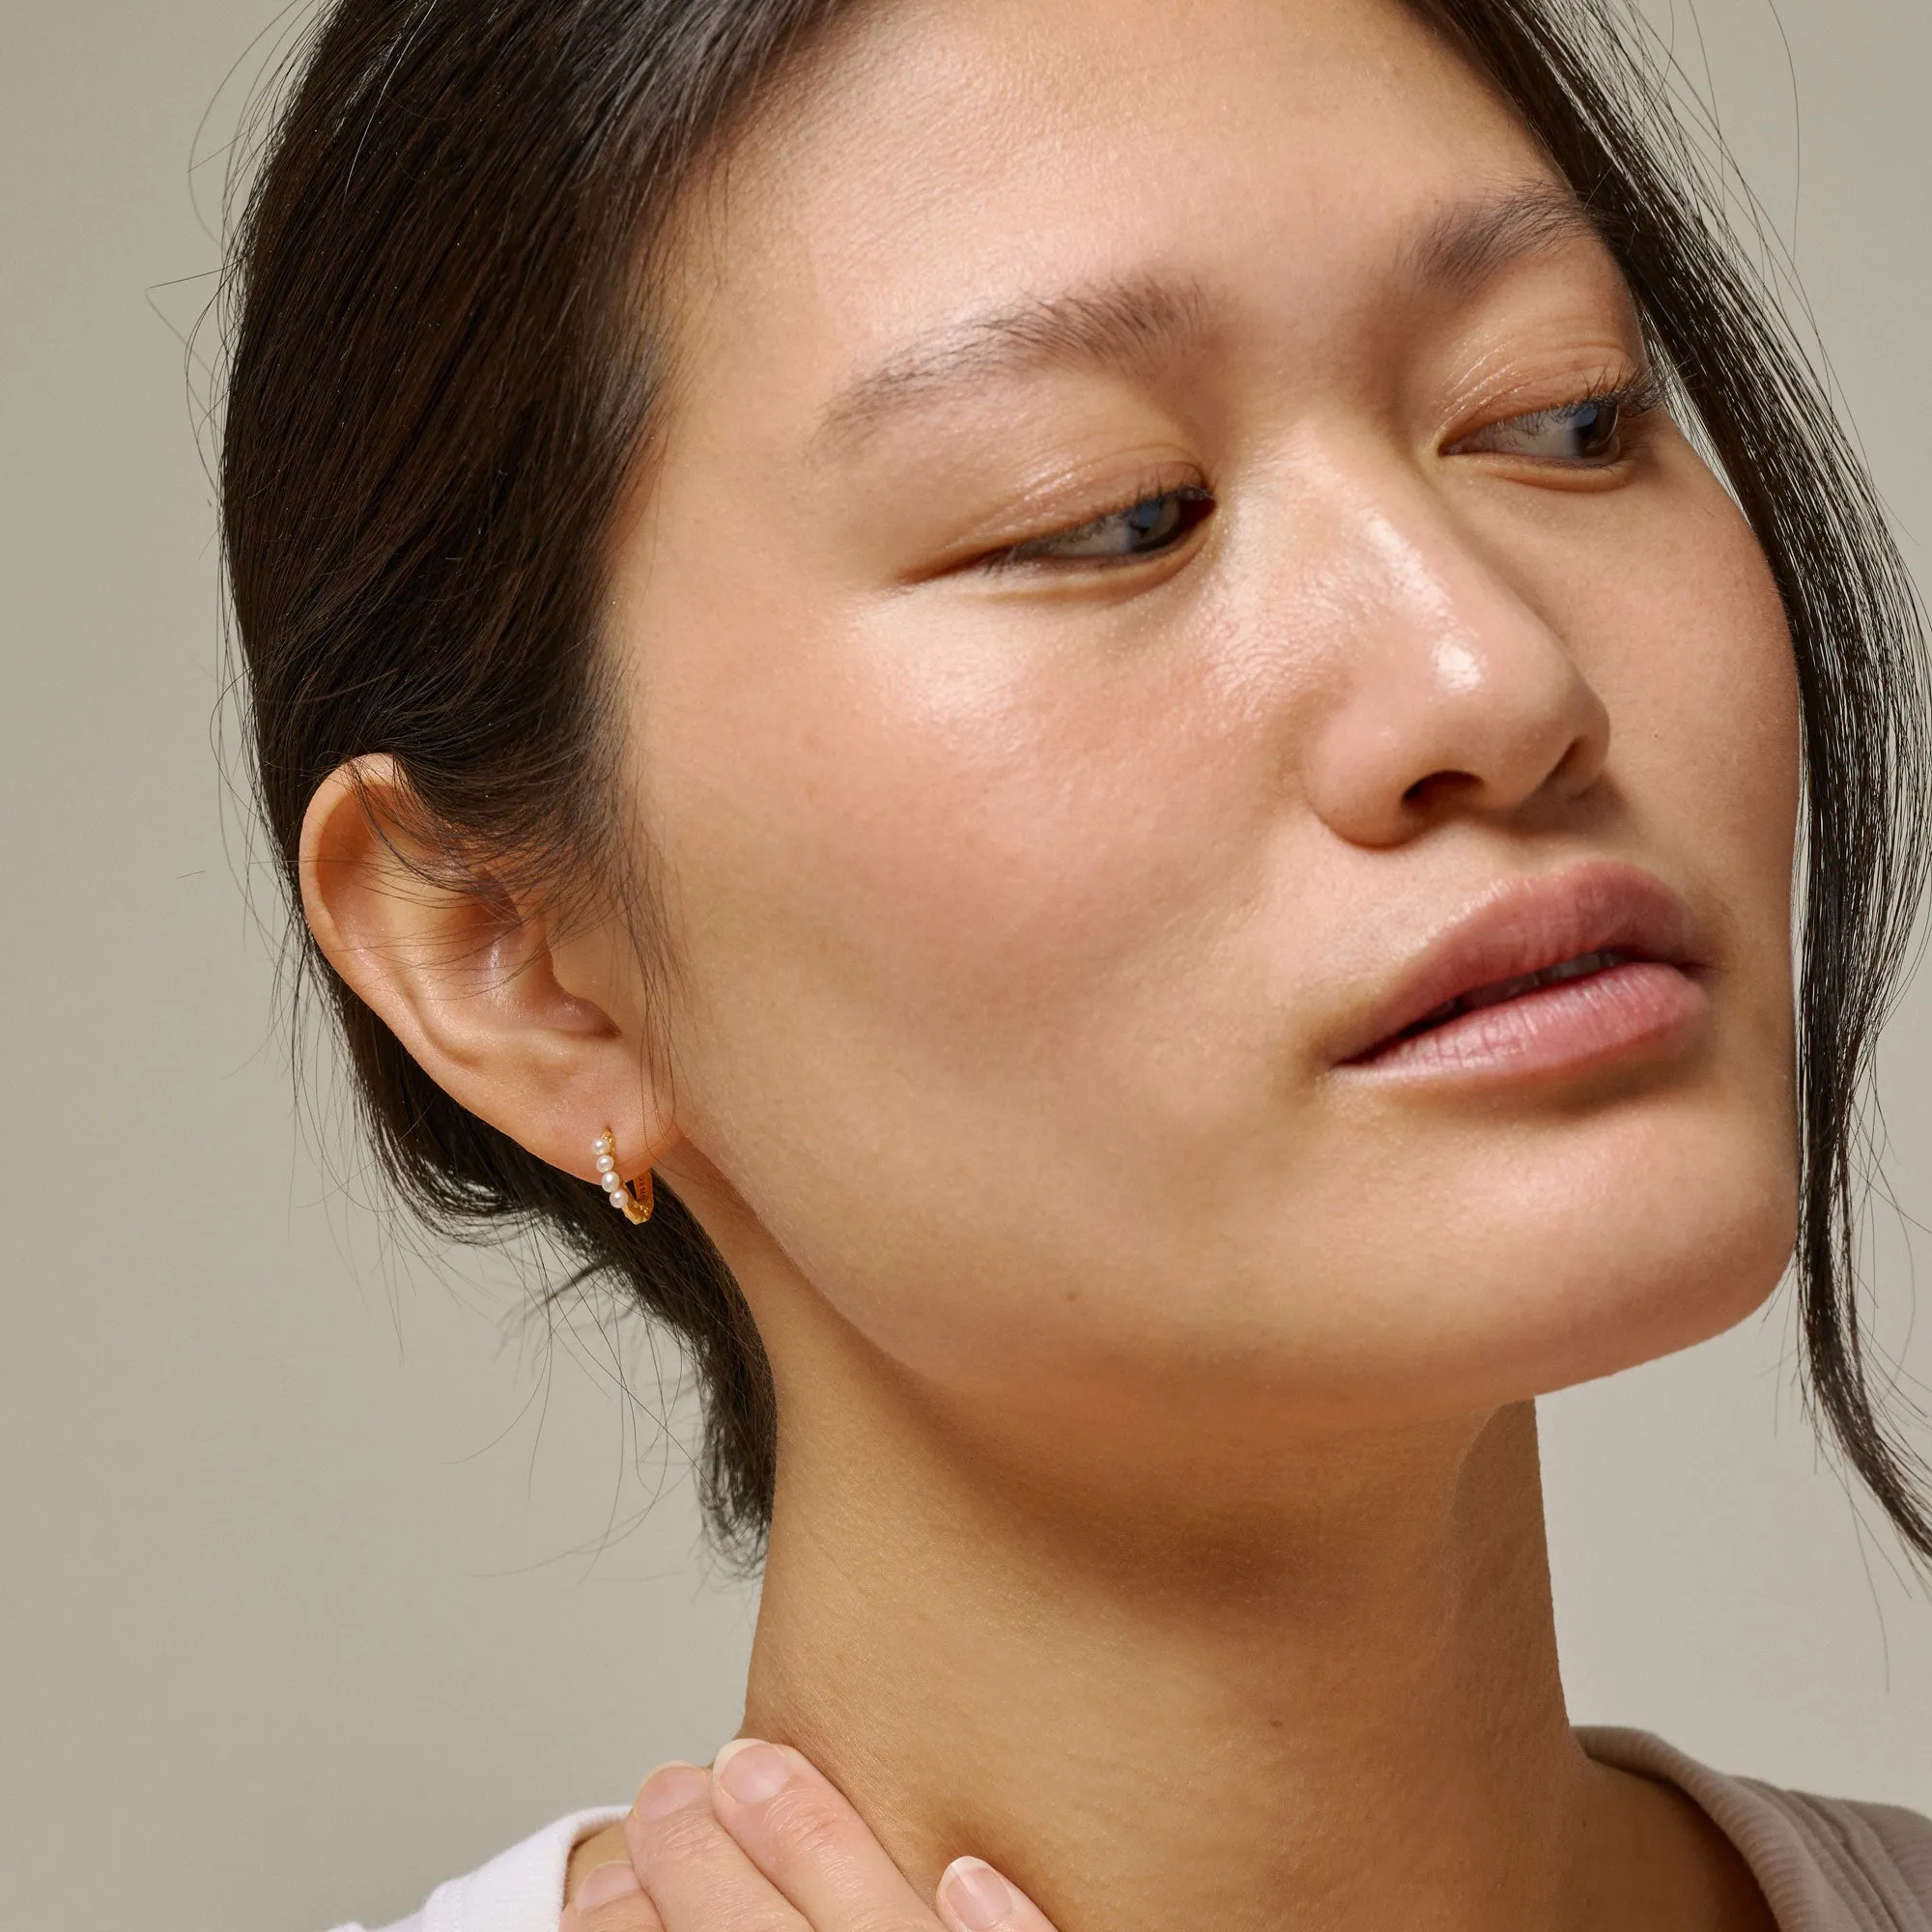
1400;179;1609;291
811;274;1214;458
810;181;1609;460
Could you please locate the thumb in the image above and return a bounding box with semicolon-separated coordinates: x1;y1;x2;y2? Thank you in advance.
560;1859;666;1932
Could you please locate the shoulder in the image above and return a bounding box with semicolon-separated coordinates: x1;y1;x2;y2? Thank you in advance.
1580;1726;1932;1931
324;1806;628;1932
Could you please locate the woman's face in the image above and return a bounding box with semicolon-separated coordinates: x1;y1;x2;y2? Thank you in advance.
614;0;1801;1436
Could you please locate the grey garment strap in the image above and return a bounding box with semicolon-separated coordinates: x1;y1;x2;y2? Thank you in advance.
1749;1790;1932;1932
1578;1725;1932;1932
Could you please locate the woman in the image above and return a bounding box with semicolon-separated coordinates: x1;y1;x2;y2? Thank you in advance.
220;0;1932;1927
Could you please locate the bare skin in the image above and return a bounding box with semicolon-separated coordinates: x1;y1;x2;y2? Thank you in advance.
300;0;1804;1928
561;1408;1771;1932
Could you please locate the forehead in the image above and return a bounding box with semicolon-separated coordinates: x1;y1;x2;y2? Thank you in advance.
667;0;1562;430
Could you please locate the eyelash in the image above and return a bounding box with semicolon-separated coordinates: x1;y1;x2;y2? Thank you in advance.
1449;370;1667;465
978;372;1667;575
983;478;1216;574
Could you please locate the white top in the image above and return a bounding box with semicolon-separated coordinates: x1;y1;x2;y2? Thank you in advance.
332;1730;1932;1932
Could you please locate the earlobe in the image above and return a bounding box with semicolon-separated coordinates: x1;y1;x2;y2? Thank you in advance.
297;755;679;1185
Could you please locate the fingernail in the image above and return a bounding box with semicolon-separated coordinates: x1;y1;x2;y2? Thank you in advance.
713;1737;793;1805
576;1861;642;1911
635;1762;711;1820
941;1857;1015;1931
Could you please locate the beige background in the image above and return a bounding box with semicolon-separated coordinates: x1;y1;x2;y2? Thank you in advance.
3;2;1929;1927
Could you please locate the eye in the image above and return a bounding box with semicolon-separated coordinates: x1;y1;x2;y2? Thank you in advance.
990;484;1216;570
1453;378;1661;467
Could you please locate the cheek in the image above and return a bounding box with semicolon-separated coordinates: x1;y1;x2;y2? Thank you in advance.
628;562;1322;1378
1593;462;1803;1118
1580;456;1801;877
647;580;1282;1080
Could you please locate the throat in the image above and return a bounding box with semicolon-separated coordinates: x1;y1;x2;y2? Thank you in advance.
737;1403;1614;1932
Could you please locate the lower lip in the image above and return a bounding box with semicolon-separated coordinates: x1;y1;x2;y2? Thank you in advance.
1346;960;1708;1084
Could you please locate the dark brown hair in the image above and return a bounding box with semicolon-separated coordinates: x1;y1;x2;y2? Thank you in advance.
221;0;1932;1565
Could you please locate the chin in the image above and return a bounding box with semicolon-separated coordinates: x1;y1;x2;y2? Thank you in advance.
1201;1078;1800;1430
1412;1101;1799;1410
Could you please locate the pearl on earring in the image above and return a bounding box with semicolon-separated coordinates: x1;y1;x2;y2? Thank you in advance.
593;1129;654;1225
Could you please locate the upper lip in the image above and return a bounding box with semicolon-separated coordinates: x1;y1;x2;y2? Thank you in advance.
1334;860;1701;1065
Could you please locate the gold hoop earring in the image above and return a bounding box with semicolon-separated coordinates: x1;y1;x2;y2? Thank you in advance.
593;1128;654;1225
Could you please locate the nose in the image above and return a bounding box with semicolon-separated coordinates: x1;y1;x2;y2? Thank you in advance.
1295;469;1611;849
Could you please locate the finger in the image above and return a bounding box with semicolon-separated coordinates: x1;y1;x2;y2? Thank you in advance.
625;1760;810;1932
562;1859;667;1932
707;1738;931;1930
933;1859;1062;1932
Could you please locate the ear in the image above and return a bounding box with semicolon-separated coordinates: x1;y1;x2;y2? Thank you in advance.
298;755;679;1186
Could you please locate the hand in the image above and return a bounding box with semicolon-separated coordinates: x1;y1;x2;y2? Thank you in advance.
559;1743;1059;1932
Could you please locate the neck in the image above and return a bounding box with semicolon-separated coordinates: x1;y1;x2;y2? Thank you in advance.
737;1318;1765;1932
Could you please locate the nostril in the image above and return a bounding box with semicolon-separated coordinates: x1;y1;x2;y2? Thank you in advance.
1403;768;1481;811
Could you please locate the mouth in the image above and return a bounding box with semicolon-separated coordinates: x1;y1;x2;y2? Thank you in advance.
1386;947;1638;1042
1338;862;1707;1080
